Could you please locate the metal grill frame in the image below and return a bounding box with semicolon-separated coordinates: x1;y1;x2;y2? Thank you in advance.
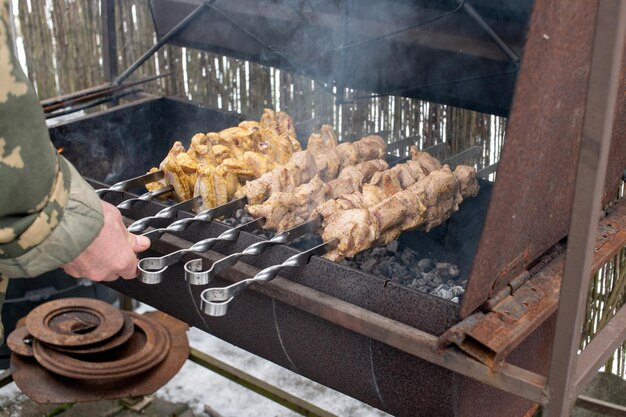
73;0;626;415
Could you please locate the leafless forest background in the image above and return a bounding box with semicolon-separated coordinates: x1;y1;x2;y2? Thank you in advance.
10;0;626;379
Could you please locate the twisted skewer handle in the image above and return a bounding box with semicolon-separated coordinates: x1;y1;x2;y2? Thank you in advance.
185;216;322;285
200;239;337;316
117;185;174;209
128;196;201;233
141;197;247;242
137;218;264;284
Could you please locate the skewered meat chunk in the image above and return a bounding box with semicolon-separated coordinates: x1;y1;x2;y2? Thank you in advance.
260;109;301;157
145;167;169;196
275;111;302;152
161;141;198;201
335;135;386;171
306;125;338;154
239;150;317;205
307;126;340;181
193;142;241;210
239;131;384;207
146;110;301;209
335;142;359;171
320;209;379;262
194;165;227;210
321;164;479;261
410;146;443;175
247;158;390;231
453;165;480;199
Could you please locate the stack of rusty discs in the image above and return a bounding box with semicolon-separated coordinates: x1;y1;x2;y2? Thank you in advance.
7;298;173;381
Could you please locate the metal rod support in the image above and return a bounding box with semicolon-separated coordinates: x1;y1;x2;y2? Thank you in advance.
114;1;213;85
574;302;626;398
101;0;118;82
543;1;626;416
575;395;626;417
461;2;520;63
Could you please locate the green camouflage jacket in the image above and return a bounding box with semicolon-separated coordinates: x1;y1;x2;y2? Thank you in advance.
0;0;104;338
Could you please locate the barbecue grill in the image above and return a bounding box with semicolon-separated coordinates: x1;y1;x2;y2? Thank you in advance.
45;0;626;416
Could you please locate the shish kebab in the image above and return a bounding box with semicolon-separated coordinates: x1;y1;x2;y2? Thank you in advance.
129;126;384;235
136;132;387;283
97;109;299;199
199;154;479;315
183;148;435;284
110;109;301;210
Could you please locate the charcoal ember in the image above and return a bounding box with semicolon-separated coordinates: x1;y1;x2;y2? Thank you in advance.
422;271;443;285
235;208;254;224
386;240;399;253
359;258;377;273
223;218;237;227
400;275;413;285
340;259;357;269
450;286;464;297
411;278;427;287
417;258;433;272
371;247;387;257
399;248;419;265
411;269;423;280
435;262;460;279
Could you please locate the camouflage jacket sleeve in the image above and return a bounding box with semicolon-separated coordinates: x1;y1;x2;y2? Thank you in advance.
0;0;104;278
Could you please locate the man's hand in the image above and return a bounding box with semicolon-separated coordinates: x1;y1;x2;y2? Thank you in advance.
62;201;151;281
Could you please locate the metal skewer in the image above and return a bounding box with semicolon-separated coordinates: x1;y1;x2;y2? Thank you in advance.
137;218;264;284
140;197;247;242
200;239;338;317
95;170;164;196
117;185;174;209
127;196;202;232
184;216;323;285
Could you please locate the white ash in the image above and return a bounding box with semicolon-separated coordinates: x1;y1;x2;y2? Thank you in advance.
340;241;466;303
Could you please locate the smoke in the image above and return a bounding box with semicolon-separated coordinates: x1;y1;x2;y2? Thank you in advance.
48;97;243;183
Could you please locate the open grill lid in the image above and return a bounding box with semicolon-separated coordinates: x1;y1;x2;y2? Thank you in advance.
148;0;533;117
137;0;626;317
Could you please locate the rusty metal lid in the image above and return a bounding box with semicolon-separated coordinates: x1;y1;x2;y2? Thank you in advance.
26;298;125;347
43;311;135;355
32;312;171;381
6;326;34;357
10;311;189;404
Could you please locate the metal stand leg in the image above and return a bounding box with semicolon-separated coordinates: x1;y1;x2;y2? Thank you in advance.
543;1;626;416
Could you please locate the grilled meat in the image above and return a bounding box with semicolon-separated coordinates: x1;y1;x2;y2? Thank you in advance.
145;167;169;196
240;132;385;206
161;141;198;201
247;159;389;231
146;110;300;208
320;164;479;261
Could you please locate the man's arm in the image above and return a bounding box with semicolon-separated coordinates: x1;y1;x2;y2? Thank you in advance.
0;1;148;279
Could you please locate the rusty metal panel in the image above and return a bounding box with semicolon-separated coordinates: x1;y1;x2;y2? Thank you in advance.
603;39;626;206
460;0;601;317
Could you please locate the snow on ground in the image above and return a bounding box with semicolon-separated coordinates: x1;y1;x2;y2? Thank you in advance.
0;304;390;417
